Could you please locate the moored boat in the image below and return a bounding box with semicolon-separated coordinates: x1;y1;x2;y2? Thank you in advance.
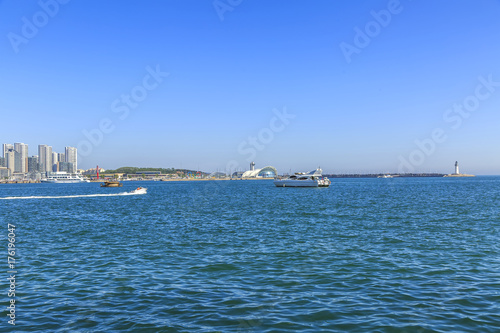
41;172;89;183
274;168;331;188
377;174;394;178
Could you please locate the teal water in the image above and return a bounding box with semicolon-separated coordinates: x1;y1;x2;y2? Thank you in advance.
1;177;500;332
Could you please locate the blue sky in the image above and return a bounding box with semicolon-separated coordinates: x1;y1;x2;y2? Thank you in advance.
1;0;500;174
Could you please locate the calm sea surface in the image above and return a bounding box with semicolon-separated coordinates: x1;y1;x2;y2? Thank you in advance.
1;177;500;332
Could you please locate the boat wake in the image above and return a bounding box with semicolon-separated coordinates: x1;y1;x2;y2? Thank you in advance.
0;191;146;200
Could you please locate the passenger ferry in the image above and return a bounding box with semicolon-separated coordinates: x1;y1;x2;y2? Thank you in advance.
41;172;89;183
274;168;331;188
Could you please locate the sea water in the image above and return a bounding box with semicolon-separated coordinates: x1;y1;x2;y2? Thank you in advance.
1;177;499;332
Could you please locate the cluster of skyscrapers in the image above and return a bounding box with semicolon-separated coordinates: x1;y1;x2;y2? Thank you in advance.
0;143;77;179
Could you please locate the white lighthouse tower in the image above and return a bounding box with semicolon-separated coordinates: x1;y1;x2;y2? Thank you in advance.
445;161;474;177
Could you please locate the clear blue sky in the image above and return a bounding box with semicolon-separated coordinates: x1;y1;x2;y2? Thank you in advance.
1;0;500;174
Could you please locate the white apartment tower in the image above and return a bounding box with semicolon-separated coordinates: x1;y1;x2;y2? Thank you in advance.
52;152;58;172
14;143;28;173
38;145;53;173
2;144;13;158
65;147;77;172
2;144;14;174
5;149;15;175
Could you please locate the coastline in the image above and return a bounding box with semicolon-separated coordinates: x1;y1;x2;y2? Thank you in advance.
0;180;41;184
2;174;486;184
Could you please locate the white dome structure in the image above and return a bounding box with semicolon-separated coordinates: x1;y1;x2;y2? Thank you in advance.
241;165;277;178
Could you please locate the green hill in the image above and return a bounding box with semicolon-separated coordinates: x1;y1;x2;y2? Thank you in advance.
103;167;204;175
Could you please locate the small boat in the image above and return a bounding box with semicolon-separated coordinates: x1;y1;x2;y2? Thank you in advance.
100;180;123;187
274;168;331;188
377;174;394;178
131;187;147;194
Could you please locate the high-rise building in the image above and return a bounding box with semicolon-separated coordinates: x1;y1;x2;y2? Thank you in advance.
14;143;28;173
28;156;39;172
58;162;72;172
0;167;9;179
5;149;16;174
0;157;5;167
14;151;22;173
38;145;53;173
2;144;13;158
52;152;59;172
65;147;77;173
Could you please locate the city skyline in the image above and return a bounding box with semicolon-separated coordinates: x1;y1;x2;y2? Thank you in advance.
1;1;500;174
0;139;480;177
1;142;77;177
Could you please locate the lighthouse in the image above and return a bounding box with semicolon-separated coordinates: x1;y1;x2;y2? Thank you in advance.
444;161;474;177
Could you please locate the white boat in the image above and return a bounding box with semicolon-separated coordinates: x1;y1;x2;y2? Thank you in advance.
377;174;394;178
274;168;331;188
130;187;147;194
41;172;89;183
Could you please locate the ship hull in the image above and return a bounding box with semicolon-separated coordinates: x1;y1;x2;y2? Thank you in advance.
273;179;326;187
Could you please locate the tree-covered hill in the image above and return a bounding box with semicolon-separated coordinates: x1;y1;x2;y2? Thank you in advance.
103;167;204;175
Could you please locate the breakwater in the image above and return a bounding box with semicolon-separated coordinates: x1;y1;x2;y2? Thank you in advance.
325;173;445;178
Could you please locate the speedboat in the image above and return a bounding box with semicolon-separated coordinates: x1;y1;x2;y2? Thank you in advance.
274;168;331;188
131;187;147;194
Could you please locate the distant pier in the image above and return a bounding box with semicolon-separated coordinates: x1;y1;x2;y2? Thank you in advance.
324;173;446;179
0;180;41;184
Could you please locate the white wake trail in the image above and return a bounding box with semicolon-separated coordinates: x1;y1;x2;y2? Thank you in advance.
0;192;146;200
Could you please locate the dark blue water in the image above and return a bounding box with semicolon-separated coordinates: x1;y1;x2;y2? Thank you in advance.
1;177;500;332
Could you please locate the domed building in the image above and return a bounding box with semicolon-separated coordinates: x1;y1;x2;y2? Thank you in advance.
238;162;277;178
